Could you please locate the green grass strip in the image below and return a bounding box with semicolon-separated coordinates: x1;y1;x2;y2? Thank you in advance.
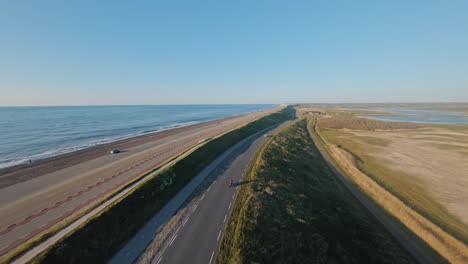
217;119;416;264
30;107;295;264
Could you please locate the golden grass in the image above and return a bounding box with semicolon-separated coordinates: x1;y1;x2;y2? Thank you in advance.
217;119;416;263
314;121;468;263
429;143;468;156
320;128;468;242
317;116;422;130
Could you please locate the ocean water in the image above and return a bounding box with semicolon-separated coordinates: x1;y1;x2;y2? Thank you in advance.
0;104;275;169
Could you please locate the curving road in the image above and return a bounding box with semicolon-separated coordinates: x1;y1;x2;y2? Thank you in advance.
120;121;291;264
0;107;279;258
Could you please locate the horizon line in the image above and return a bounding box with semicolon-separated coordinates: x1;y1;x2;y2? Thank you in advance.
1;101;468;108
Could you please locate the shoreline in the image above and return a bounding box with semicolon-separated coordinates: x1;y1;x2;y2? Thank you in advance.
0;105;276;171
0;110;264;189
0;121;201;170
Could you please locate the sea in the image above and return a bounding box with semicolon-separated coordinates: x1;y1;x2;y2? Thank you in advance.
0;104;275;169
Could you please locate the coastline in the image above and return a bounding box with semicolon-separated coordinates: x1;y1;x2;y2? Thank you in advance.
0;110;263;189
0;121;199;170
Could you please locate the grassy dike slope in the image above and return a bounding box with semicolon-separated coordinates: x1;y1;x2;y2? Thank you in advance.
31;107;295;264
217;119;415;264
317;117;468;245
315;116;468;263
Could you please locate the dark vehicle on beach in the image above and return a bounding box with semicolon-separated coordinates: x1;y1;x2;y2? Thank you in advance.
110;149;121;154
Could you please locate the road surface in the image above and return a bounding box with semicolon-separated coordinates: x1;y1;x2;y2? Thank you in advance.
0;107;279;258
119;121;291;264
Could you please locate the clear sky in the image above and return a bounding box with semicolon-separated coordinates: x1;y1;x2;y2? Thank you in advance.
1;1;467;106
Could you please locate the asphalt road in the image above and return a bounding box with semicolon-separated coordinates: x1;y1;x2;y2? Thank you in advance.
0;107;279;258
132;121;291;264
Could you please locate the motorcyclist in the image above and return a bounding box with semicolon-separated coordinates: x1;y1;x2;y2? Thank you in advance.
229;179;234;187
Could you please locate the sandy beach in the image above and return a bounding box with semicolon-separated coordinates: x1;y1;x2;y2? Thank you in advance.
0;113;246;189
0;107;279;258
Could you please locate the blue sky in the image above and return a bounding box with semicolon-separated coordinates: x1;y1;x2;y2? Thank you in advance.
1;1;467;106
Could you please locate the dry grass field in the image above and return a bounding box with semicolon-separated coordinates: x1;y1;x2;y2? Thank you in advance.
317;115;422;130
316;115;468;263
217;119;415;264
300;103;468;116
297;106;398;117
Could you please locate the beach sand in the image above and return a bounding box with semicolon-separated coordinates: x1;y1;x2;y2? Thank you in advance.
0;114;244;189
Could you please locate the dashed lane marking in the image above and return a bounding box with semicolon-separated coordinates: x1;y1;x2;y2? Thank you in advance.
156;256;163;264
223;214;227;223
0;117;275;257
209;251;215;264
169;234;178;246
183;217;190;226
217;230;222;241
228;202;232;210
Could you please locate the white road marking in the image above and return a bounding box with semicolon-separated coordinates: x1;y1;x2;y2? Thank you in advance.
232;193;235;199
217;230;222;241
182;216;190;226
228;202;232;209
156;256;163;264
19;231;33;240
192;204;198;212
213;179;216;184
207;186;211;192
236;186;239;190
223;214;228;223
209;251;215;264
158;239;171;259
169;234;178;246
200;194;205;200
